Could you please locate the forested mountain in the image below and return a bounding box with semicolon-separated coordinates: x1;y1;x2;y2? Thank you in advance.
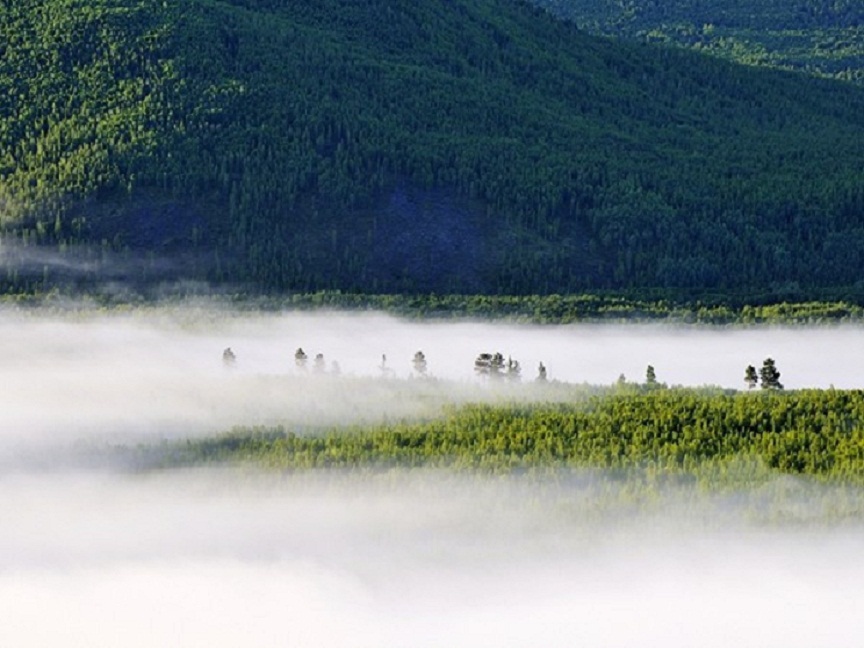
533;0;864;84
2;0;864;298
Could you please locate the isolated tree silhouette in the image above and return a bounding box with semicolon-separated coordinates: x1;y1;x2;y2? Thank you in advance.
759;358;783;390
744;365;758;390
222;347;236;366
645;365;657;386
380;354;393;377
412;351;427;376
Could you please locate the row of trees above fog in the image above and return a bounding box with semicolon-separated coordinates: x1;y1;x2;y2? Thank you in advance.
226;344;787;391
2;0;864;301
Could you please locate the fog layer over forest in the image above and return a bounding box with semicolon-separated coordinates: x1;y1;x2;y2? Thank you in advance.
3;306;864;453
4;306;864;646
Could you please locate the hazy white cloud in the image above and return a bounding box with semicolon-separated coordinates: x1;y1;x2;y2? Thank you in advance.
3;305;864;647
2;306;863;458
1;470;864;648
0;239;202;280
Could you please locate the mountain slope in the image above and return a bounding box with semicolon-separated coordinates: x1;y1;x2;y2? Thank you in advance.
533;0;864;84
2;0;864;297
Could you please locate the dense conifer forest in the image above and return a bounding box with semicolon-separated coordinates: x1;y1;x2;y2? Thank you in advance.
155;387;864;486
534;0;864;84
2;0;864;300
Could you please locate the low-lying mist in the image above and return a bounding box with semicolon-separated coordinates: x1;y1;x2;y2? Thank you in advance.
3;468;864;647
5;303;864;646
3;304;863;453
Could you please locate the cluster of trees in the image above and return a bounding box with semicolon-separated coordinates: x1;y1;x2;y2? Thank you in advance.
745;358;783;390
222;345;435;378
171;388;864;483
293;347;339;375
222;344;555;381
472;353;548;382
474;352;521;381
2;0;864;300
222;344;793;390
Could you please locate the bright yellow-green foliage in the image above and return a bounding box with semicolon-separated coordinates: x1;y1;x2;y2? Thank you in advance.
0;1;184;221
179;389;864;484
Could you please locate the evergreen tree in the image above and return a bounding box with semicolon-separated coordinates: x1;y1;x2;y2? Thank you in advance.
759;358;783;390
646;365;657;386
490;353;506;379
294;347;308;370
475;353;493;377
475;352;506;378
314;353;326;373
744;364;758;389
412;351;427;376
537;361;547;382
222;347;236;366
380;354;392;377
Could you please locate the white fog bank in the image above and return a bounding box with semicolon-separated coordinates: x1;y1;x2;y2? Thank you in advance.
2;470;864;648
2;307;864;450
4;306;864;646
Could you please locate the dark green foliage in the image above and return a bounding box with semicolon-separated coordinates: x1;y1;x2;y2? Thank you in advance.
744;364;758;389
7;289;864;325
473;352;520;381
759;357;784;390
534;0;864;85
0;1;186;219
172;389;864;484
3;0;864;299
264;293;864;325
475;352;506;378
645;364;657;386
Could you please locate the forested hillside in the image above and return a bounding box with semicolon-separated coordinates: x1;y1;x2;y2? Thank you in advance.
534;0;864;84
2;0;864;298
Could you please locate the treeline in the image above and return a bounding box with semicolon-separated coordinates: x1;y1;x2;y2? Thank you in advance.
3;0;864;299
169;389;864;484
534;0;864;84
5;287;864;326
260;292;864;325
